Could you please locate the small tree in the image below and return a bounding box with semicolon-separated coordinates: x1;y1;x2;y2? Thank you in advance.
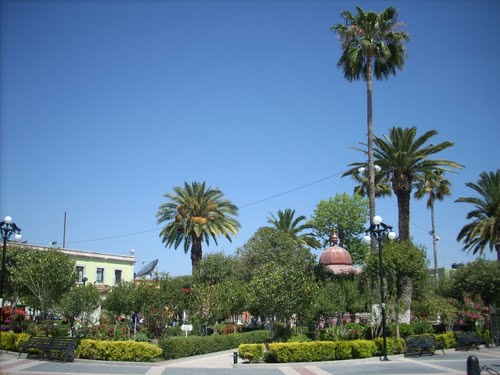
57;284;101;336
14;247;77;319
308;193;369;264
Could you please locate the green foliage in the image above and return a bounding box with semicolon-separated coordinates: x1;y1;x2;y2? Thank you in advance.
238;344;266;363
333;341;352;360
13;247;77;316
436;332;456;349
192;253;240;285
456;170;500;259
103;282;135;317
159;330;270;359
0;332;30;351
76;339;162;361
308;193;369;264
238;227;318;322
57;284;101;335
440;259;500;306
350;339;377;358
267;208;320;249
287;334;311;343
410;320;434;335
373;337;405;355
365;240;428;321
156;181;240;269
190;279;247;326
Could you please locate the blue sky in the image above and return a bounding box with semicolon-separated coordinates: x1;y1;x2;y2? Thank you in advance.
2;0;499;276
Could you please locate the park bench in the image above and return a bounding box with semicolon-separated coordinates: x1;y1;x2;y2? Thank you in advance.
19;336;77;362
404;335;445;357
455;331;487;351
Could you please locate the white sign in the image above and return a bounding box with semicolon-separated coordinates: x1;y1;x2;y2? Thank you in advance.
181;324;193;332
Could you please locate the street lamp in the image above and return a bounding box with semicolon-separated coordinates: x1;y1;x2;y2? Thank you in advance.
1;217;22;325
363;215;396;362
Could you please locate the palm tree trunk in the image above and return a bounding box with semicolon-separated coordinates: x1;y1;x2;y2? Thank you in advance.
191;234;203;270
395;189;411;241
430;201;439;285
366;56;376;227
496;242;500;261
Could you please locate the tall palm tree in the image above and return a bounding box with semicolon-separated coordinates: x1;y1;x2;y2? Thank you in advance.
156;181;240;270
456;170;500;261
374;127;462;241
414;170;452;284
332;6;409;225
267;208;320;249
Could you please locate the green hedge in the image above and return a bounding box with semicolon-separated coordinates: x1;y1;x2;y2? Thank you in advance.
0;332;30;351
267;340;377;363
238;344;266;363
76;339;162;361
159;330;270;360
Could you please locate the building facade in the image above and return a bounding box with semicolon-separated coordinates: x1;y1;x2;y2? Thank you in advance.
21;244;135;287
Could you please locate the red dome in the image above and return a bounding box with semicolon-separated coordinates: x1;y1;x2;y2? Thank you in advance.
319;232;360;274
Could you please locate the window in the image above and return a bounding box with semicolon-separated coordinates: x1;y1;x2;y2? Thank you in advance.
76;266;85;283
115;270;122;285
96;268;104;283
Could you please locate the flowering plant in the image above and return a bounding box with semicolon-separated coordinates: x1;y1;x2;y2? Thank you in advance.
456;292;489;325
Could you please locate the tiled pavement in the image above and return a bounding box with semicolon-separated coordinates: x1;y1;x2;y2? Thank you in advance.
1;347;500;375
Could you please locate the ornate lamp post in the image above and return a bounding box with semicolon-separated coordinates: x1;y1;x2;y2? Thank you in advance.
1;217;22;308
364;215;396;362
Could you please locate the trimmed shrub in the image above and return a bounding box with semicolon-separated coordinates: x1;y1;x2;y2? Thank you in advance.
437;332;456;349
350;339;377;358
333;341;352;360
238;344;265;363
0;332;30;351
373;337;405;355
76;339;162;361
159;329;270;359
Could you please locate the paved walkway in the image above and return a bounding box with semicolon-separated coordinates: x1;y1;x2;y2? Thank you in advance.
1;347;500;375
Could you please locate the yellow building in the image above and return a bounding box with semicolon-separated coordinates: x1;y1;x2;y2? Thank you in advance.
20;244;135;287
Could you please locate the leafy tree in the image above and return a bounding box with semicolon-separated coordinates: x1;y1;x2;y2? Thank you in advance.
267;208;319;249
191;253;247;327
364;240;428;338
103;281;135;318
414;170;452;284
237;227;318;325
14;247;77;318
439;259;500;306
57;284;101;336
156;181;240;269
192;252;239;285
332;6;409;224
456;170;500;260
308;193;369;264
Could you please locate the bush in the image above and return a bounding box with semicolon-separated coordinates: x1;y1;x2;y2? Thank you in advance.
333;341;352;360
268;340;377;363
0;332;30;351
350;339;377;358
238;344;265;363
287;334;311;343
159;329;270;359
410;320;433;335
373;337;405;355
436;332;456;349
76;339;162;361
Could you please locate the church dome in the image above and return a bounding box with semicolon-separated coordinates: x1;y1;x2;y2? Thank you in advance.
319;232;360;274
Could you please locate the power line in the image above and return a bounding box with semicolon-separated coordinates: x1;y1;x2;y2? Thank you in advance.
65;170;344;244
